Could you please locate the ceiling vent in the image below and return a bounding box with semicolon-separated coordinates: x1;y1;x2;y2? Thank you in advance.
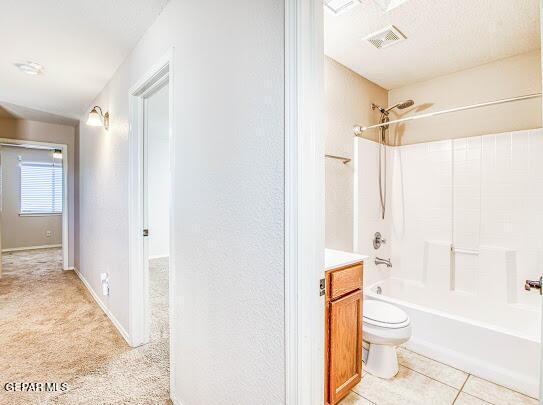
364;25;406;49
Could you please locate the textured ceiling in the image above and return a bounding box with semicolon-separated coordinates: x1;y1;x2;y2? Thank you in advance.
324;0;541;90
0;0;169;120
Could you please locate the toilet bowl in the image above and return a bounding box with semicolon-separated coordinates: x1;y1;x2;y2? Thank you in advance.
363;300;411;379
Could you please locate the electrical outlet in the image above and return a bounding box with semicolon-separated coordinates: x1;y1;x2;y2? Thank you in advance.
100;273;109;296
45;230;52;238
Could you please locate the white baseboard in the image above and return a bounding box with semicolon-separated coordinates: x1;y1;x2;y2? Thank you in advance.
171;394;182;405
2;244;62;253
72;268;131;345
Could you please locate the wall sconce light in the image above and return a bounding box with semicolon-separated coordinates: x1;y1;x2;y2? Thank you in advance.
86;106;109;130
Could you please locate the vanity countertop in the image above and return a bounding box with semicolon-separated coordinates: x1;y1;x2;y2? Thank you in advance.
325;249;368;271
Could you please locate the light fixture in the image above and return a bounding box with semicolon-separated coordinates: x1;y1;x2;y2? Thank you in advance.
14;61;44;76
53;149;63;160
324;0;361;15
86;106;109;130
372;0;408;12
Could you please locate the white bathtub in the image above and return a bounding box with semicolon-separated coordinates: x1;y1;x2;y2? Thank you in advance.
365;277;541;398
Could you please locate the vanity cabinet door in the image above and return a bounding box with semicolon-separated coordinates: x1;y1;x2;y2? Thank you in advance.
328;289;363;404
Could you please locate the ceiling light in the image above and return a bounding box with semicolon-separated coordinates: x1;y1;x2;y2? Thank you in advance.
14;61;44;76
372;0;408;12
324;0;361;15
86;106;109;130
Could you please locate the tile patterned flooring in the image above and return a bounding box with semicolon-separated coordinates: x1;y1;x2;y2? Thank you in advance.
341;347;538;405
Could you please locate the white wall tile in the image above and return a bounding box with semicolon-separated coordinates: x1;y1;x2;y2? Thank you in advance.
353;129;543;309
355;138;392;287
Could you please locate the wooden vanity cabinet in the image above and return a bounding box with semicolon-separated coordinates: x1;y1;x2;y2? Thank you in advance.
324;263;363;405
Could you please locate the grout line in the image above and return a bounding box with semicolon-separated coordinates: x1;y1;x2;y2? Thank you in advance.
451;373;470;404
398;363;464;391
401;348;539;402
364;348;538;404
460;374;539;402
400;346;469;375
349;390;376;405
456;391;494;405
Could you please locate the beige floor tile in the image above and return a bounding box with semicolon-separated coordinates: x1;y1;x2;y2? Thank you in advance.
339;391;374;404
397;347;468;389
462;376;538;405
454;392;491;405
352;365;458;405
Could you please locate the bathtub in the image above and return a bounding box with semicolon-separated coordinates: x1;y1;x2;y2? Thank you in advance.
365;277;541;398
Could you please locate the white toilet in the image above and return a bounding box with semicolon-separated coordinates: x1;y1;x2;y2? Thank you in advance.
362;300;411;379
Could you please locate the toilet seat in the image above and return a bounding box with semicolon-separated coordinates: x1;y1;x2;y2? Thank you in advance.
363;300;410;329
362;300;412;379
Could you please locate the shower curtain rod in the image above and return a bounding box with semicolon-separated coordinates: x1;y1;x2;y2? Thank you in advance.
353;92;542;135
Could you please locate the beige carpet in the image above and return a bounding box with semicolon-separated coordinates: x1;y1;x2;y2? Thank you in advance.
0;248;170;405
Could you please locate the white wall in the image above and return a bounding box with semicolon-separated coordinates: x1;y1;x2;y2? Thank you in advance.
1;146;62;250
77;0;285;403
147;84;170;259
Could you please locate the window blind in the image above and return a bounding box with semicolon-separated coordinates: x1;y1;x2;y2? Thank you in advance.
20;163;63;214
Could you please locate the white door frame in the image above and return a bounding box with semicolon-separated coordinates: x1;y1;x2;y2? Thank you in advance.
285;0;325;403
539;2;543;403
127;48;176;395
0;137;70;271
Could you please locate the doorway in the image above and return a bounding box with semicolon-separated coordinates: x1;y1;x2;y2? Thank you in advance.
127;51;174;398
0;139;69;277
143;81;171;348
320;0;542;404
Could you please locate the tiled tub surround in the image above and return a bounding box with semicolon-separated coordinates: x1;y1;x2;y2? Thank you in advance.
355;129;543;398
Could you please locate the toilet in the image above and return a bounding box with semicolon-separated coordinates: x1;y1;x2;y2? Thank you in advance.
362;300;412;379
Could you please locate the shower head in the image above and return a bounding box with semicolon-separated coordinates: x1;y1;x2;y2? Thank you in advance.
385;99;414;112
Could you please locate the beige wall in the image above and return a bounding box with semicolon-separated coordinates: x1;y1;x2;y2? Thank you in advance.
0;118;76;265
325;56;387;250
1;146;62;250
388;50;542;145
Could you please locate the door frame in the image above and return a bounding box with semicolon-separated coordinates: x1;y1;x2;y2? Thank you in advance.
127;49;175;395
284;0;325;403
539;1;543;402
0;137;69;271
287;3;543;404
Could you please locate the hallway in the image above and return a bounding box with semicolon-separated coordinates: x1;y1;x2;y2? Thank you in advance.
0;249;170;405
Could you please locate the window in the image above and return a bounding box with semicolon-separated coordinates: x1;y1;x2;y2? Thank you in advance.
20;162;63;214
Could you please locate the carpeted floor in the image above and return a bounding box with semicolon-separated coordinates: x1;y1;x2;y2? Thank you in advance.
0;248;170;405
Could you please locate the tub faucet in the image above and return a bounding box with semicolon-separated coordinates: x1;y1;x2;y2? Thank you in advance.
375;257;392;267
